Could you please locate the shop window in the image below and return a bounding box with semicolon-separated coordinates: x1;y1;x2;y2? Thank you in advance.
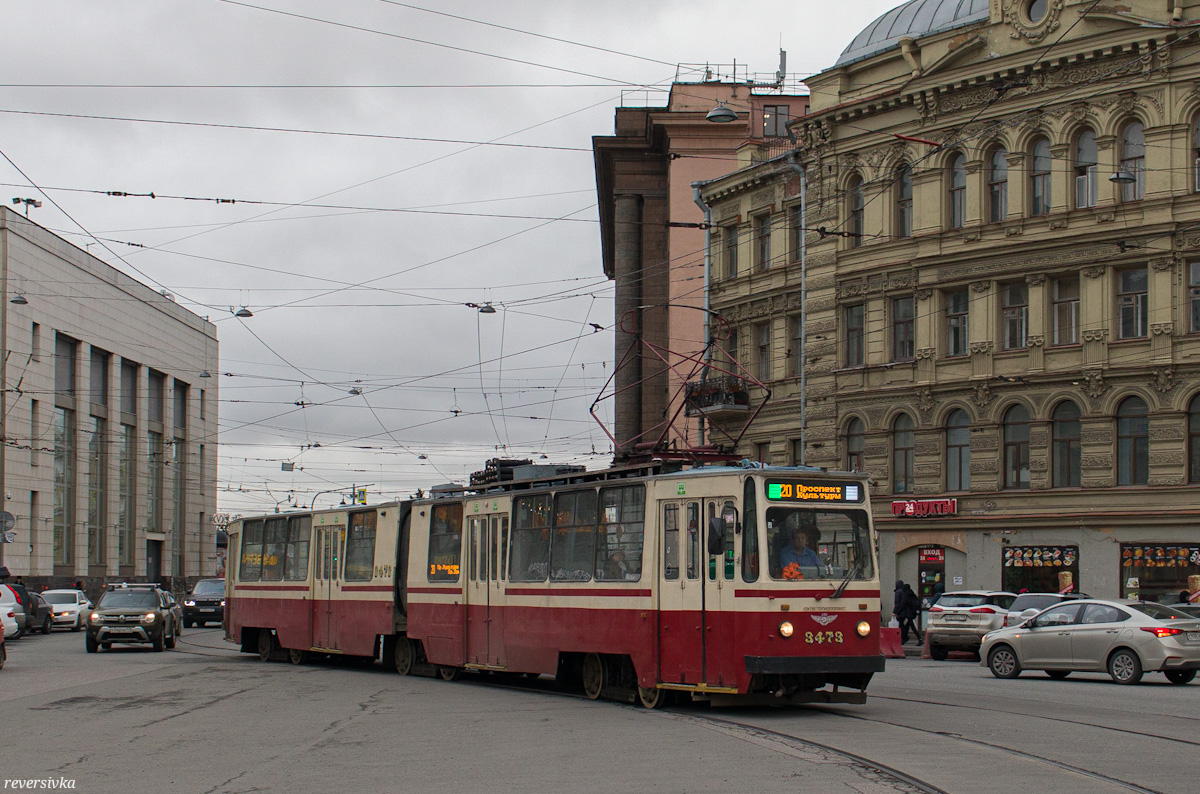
1116;396;1149;485
948;153;966;229
946;410;971;492
892;414;915;493
1031;138;1052;216
1003;545;1079;594
989;147;1008;223
1051;401;1081;488
896;165;913;238
846;418;865;473
1120;121;1145;202
1003;405;1030;489
917;547;945;603
1120;543;1200;602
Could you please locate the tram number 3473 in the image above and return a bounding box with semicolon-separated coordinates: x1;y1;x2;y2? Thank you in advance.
805;631;845;645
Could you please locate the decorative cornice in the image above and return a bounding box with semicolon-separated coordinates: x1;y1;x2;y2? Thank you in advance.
1151;322;1175;336
1082;329;1108;343
970;341;994;355
1083;266;1106;279
1026;335;1045;348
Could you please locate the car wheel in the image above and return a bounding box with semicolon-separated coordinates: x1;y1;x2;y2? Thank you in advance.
1107;648;1143;685
0;645;5;668
41;618;51;635
85;634;98;653
1165;670;1196;685
987;645;1021;679
14;625;25;640
929;644;948;661
165;626;177;650
152;632;164;653
72;616;82;632
288;648;306;665
1046;670;1071;679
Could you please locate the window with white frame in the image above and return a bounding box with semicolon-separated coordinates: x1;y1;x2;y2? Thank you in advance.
1052;276;1079;345
1002;283;1028;350
1031;139;1052;216
1120;122;1145;202
1118;268;1148;339
946;289;969;357
949;153;966;229
1074;129;1098;209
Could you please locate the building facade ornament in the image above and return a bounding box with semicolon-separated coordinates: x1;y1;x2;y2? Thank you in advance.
1153;366;1175;393
1082;329;1108;342
1025;334;1045;348
915;347;937;361
916;387;935;417
970;341;994;355
1083;266;1106;279
1150;255;1178;272
1025;273;1046;286
972;382;993;408
1084;370;1109;401
970;280;991;293
1151;322;1175;336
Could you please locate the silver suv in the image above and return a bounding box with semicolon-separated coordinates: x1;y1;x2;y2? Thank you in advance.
927;590;1017;660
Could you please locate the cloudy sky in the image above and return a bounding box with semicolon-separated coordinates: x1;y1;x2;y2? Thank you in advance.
1;0;901;514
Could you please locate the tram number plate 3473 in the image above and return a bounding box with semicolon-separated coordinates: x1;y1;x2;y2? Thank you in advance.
804;631;844;645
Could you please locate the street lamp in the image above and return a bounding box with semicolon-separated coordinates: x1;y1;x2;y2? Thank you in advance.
1109;170;1136;185
705;102;738;123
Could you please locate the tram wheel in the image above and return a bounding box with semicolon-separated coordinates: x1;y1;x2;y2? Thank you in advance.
288;648;307;665
394;637;414;676
637;685;666;709
438;665;460;681
257;631;275;662
581;653;605;700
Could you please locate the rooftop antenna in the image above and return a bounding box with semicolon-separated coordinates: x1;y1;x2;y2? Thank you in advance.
776;49;787;87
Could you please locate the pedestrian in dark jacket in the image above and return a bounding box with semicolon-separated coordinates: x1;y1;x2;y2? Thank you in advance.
892;580;906;627
897;584;922;644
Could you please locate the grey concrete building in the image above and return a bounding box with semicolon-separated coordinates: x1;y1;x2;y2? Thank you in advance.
0;207;218;593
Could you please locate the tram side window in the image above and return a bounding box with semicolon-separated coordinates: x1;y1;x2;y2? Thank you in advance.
261;518;287;581
284;516;311;581
239;520;265;582
427;503;464;582
344;511;377;581
596;484;645;582
509;495;551;582
663;503;680;581
742;478;759;583
687;502;700;580
551;490;597;581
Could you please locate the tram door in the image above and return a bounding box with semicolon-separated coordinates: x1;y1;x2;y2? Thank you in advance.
465;513;509;667
658;498;735;687
703;498;739;688
311;524;345;650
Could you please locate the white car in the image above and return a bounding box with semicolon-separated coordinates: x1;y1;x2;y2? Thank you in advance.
40;589;90;631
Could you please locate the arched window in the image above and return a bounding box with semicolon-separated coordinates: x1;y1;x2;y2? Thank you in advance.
1051;401;1081;488
1117;396;1149;485
896;165;913;238
1031;138;1052;216
989;147;1008;223
1120;122;1145;202
846;418;865;473
1189;395;1200;483
893;414;914;493
949;153;966;229
1003;405;1030;489
946;410;971;492
849;175;864;248
1074;129;1097;208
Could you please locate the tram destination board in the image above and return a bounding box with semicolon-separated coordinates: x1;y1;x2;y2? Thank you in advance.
765;480;864;503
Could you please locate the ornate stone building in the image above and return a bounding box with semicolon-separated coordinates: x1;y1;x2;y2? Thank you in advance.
697;0;1200;610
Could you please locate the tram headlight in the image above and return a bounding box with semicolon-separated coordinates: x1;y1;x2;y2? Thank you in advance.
779;621;794;638
856;620;871;637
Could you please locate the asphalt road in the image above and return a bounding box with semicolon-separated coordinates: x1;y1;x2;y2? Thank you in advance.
0;628;1196;794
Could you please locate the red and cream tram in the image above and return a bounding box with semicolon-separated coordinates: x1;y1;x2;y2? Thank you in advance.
226;461;884;706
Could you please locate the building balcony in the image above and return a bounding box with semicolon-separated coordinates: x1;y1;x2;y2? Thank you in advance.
684;376;750;419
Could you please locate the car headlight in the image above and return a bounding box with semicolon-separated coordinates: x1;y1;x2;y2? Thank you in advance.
779;621;794;638
89;612;100;624
856;621;871;637
141;612;157;625
220;600;226;607
184;600;196;607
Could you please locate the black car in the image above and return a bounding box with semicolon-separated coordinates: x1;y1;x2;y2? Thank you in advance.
183;579;225;628
85;583;179;653
26;593;52;635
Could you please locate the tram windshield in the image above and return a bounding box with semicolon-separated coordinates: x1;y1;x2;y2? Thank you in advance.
765;507;873;581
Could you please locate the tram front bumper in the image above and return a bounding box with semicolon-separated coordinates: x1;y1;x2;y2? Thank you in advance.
744;655;886;676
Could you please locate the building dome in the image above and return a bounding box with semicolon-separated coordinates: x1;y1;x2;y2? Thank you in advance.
835;0;989;67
